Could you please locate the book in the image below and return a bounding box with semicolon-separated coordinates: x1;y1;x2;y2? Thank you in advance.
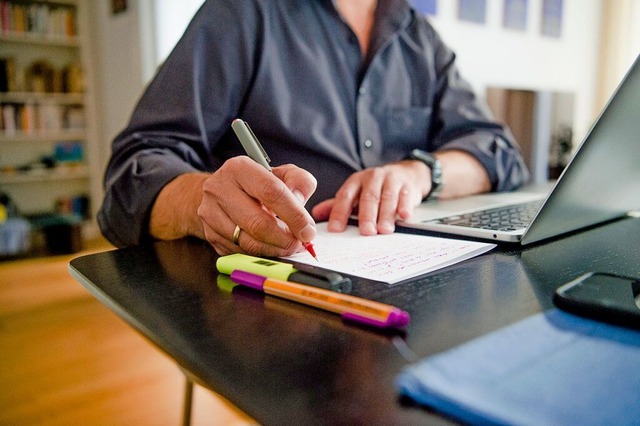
282;223;495;284
2;103;16;133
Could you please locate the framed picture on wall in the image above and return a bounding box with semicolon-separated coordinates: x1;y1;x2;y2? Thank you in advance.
458;0;487;24
503;0;528;31
411;0;437;16
541;0;563;37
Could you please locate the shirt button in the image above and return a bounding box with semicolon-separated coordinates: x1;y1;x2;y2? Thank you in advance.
364;139;373;148
359;87;366;96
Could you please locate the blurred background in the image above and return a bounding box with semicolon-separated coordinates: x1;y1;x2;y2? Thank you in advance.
1;0;639;424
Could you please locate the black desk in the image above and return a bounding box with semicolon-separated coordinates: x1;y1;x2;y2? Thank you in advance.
69;217;640;425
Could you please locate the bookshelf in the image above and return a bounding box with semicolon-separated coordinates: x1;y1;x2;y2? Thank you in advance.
0;0;98;234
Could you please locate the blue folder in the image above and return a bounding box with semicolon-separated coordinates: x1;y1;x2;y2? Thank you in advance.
396;309;640;425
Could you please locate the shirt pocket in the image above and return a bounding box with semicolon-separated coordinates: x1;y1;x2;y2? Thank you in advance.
384;107;432;155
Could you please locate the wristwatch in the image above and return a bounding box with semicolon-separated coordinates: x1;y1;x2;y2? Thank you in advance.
409;149;444;201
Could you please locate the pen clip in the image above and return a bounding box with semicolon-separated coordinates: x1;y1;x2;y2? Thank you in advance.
245;121;271;166
232;119;272;171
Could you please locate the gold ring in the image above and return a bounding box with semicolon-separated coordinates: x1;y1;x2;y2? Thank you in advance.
232;225;241;245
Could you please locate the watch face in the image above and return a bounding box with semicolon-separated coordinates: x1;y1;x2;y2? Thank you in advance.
431;161;443;182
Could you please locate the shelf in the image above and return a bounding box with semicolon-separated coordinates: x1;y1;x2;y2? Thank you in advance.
0;166;88;184
0;91;84;104
0;32;79;47
37;0;78;6
0;0;96;225
0;130;86;143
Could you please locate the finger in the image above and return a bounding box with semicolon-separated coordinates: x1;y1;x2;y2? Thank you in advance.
397;184;422;220
239;164;316;244
225;183;304;252
238;218;304;257
198;183;260;255
200;217;238;256
199;158;303;254
327;175;361;232
355;168;386;236
311;198;335;222
376;178;403;234
273;164;317;206
201;201;303;257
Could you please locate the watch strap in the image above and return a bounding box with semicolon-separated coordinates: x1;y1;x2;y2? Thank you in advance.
409;149;444;201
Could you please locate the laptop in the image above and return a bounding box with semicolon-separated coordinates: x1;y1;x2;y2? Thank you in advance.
399;54;640;245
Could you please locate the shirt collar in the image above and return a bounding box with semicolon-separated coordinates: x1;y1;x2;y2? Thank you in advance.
327;0;412;32
369;0;413;59
324;0;413;64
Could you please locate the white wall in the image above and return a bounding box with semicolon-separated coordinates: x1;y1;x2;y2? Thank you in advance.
88;0;149;172
86;0;203;173
428;0;602;142
153;0;205;67
598;0;640;109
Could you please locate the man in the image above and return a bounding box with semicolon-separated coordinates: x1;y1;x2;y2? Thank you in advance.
99;0;528;257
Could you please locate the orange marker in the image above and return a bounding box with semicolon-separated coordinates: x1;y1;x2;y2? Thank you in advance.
230;270;410;329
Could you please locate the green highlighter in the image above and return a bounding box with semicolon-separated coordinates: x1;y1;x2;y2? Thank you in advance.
216;253;352;293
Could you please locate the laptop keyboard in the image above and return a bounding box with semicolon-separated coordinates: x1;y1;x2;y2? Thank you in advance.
429;200;543;232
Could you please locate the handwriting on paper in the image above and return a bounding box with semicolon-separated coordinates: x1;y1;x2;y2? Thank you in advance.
282;224;495;284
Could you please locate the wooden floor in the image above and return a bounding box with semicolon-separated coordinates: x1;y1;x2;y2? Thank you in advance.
0;238;256;426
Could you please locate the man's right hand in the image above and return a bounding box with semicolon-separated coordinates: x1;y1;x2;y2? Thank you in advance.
149;156;317;257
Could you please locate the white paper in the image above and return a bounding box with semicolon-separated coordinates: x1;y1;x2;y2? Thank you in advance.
282;223;496;284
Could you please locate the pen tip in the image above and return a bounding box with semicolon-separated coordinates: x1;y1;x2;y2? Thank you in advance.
304;242;318;261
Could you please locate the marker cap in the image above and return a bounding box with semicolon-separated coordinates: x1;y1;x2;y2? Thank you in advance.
342;310;410;329
230;270;266;291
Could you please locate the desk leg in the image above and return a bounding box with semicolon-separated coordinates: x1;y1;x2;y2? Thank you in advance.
182;376;194;426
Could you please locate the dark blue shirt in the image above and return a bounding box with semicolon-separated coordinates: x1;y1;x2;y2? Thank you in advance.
99;0;529;247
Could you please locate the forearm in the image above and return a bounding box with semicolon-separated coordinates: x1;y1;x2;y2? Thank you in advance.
148;172;210;241
435;150;491;199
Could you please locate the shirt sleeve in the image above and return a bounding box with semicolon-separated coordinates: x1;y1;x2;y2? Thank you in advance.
426;28;530;191
98;1;259;247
